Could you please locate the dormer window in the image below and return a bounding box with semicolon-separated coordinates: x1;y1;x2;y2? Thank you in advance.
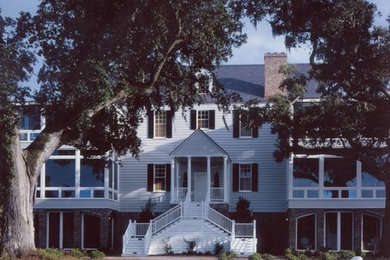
195;69;213;94
190;110;215;130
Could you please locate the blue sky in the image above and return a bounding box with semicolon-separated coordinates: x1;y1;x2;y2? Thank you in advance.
0;0;389;66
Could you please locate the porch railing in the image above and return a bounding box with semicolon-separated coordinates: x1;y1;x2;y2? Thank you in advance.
203;204;233;234
174;187;188;201
235;221;256;238
151;202;182;234
122;220;135;255
210;187;224;202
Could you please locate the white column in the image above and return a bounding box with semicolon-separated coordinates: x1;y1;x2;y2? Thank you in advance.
187;157;191;201
104;165;109;199
224;157;228;203
41;164;46;199
319;156;324;199
207;156;211;202
337;212;341;251
75;150;81;198
357;160;362;198
170;158;175;203
59;212;63;249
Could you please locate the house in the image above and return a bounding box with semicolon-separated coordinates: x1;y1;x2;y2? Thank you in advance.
25;53;385;256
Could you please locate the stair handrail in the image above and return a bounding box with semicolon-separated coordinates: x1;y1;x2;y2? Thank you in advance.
205;187;210;205
151;203;182;234
204;204;233;234
122;220;135;255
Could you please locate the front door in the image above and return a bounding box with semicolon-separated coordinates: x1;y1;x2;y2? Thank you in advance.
194;172;207;202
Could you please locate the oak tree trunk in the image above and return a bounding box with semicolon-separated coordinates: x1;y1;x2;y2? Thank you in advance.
1;130;62;257
1;136;35;257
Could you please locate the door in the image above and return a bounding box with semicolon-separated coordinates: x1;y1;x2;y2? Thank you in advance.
194;172;207;201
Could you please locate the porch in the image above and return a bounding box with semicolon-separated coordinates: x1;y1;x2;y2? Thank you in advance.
169;129;230;204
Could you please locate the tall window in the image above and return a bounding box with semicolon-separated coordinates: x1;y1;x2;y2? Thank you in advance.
325;212;353;251
48;212;74;249
154;111;167;138
362;214;382;251
297;214;316;250
239;119;252;137
154;164;166;191
239;164;252;191
197;110;209;129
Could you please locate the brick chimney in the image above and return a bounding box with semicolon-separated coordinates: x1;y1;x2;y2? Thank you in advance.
264;52;287;99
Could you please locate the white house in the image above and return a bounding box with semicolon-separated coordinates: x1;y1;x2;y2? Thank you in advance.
24;53;385;256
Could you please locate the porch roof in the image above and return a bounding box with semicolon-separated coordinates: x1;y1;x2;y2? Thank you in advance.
170;129;230;158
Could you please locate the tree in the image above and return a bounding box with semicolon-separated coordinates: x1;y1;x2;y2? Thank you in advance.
0;0;245;257
238;0;390;256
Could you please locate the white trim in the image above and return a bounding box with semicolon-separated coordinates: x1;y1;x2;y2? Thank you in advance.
207;157;211;201
188;157;192;201
224;157;228;203
170;158;175;203
196;110;210;130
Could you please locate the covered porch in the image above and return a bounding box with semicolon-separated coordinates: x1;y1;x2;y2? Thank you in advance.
169;129;230;204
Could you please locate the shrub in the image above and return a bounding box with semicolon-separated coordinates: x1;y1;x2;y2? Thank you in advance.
35;248;65;259
90;250;105;259
260;253;277;260
214;242;224;256
162;237;173;255
137;198;156;222
340;250;356;259
184;238;197;254
249;253;262;260
232;197;252;222
69;248;85;258
218;250;236;260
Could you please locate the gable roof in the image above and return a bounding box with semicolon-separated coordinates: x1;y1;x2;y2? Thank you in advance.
170;129;229;158
214;63;319;100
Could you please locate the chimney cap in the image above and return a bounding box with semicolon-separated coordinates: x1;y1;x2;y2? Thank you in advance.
264;52;287;57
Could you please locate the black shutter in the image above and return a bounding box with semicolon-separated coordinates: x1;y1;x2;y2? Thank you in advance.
252;127;259;138
148;110;154;138
166;111;172;138
166;164;171;191
233;110;239;138
190;110;197;130
209;110;215;129
233;163;239;192
147;164;154;191
252;163;258;192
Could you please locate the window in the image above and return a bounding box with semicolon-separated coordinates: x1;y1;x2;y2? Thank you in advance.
232;110;258;138
45;159;76;188
297;214;316;250
198;110;209;129
154;111;167;138
293;158;319;187
19;107;41;130
239;164;252;191
325;212;353;251
154;165;166;191
190;110;215;130
239;118;252;137
47;212;74;249
83;214;100;249
80;159;105;187
362;215;382;251
148;110;172;138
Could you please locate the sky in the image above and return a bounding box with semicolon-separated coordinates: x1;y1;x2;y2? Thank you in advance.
0;0;389;66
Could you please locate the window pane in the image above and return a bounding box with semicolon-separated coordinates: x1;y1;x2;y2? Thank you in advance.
361;172;384;187
109;162;113;188
19;107;41;130
61;190;75;198
211;157;224;188
293;158;319;187
80;159;104;187
363;215;381;251
197;111;209;129
63;213;74;248
307;190;319;198
293;190;304;198
83;214;100;248
340;213;353;250
239;164;251;191
45;159;75;187
80;190;91;198
114;163;118;190
361;190;373;198
154;165;166;191
326;213;337;250
52;149;76;155
93;190;104;198
376;190;386;198
49;212;60;248
324;158;356;187
154;111;166;137
297;215;315;250
45;190;59;198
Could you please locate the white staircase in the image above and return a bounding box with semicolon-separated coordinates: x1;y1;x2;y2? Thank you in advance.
122;193;257;257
